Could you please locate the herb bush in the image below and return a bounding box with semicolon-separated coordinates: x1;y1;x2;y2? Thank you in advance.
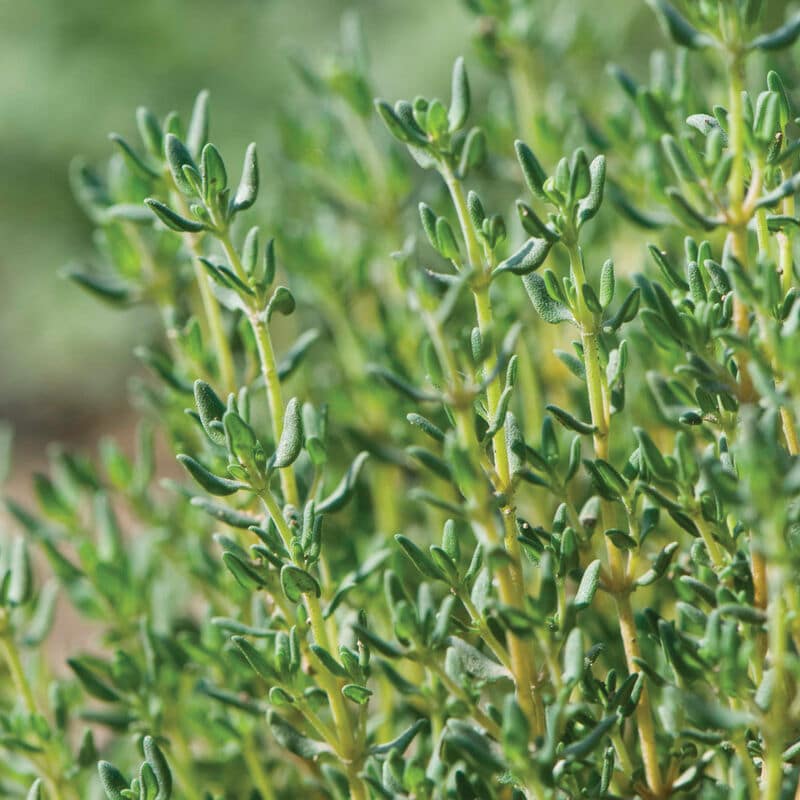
3;1;800;798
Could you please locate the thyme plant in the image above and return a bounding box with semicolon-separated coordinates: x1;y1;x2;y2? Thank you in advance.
3;2;800;798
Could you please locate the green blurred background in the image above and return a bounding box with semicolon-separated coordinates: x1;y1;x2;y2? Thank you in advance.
0;0;479;450
4;0;785;462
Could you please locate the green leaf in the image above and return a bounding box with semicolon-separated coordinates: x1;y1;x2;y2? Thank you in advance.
661;134;697;183
97;761;128;800
407;413;445;442
268;710;333;759
22;580;58;646
546;404;596;435
448;56;470;131
576;155;606;226
201;142;228;198
367;364;441;401
370;719;428;756
232;636;278;681
494;237;552;276
266;285;296;321
419;203;438;249
143;735;172;800
574;559;602;610
517;200;559;242
342;683;373;705
605;528;638;550
599;259;615;308
232;143;259;212
523;273;575;324
136;106;163;157
164;134;198;196
194;380;227;445
582;283;603;313
647;0;713;48
604;287;641;332
634;427;673;483
186;89;210;158
189;497;259;528
636;541;679;586
750;13;800;51
756;172;800;209
68;658;121;703
144;198;204;232
310;645;349;679
648;245;689;291
562;715;619;760
273;398;303;468
222;552;264;589
25;780;43;800
177;454;244;495
562;627;585;684
280;564;321;603
316;451;369;513
435;217;460;261
446;636;511;682
375;100;420;145
109;133;159;179
515;139;548;200
395;534;443;580
7;537;32;607
277;328;320;380
665;188;718;231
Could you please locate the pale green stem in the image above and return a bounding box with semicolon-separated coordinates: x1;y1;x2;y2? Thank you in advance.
173;196;237;395
218;234;301;508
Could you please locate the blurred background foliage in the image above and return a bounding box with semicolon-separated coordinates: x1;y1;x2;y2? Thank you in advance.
0;0;790;452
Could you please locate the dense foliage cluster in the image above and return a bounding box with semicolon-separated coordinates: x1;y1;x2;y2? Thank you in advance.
3;1;800;797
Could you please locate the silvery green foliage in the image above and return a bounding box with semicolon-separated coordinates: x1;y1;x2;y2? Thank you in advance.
3;2;800;799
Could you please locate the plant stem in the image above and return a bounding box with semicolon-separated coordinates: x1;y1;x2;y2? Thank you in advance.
0;634;37;715
168;734;205;800
0;628;70;800
242;733;277;800
173;195;237;395
779;183;796;295
259;489;295;547
459;592;514;674
441;164;543;736
564;240;663;797
218;234;300;508
617;596;664;797
259;490;364;791
726;55;756;404
305;593;360;759
426;660;502;739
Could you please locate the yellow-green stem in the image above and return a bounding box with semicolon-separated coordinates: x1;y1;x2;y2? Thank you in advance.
168;734;205;800
241;736;276;800
618;598;664;797
459;592;514;674
251;317;301;507
426;660;502;739
306;594;359;758
218;234;301;508
441;164;543;736
565;241;663;796
779;189;796;295
0;632;69;800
